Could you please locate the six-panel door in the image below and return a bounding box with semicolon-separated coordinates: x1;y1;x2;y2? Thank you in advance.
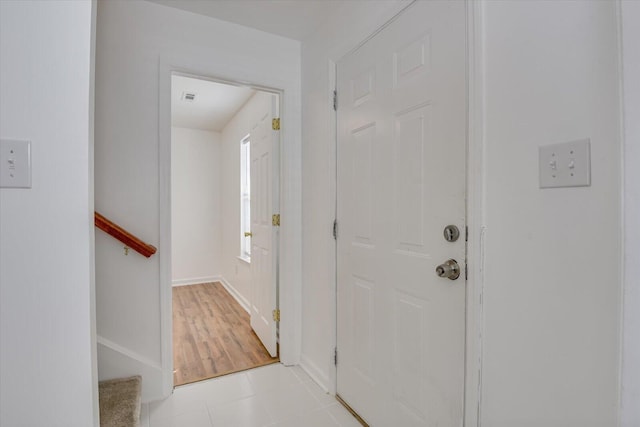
336;1;467;425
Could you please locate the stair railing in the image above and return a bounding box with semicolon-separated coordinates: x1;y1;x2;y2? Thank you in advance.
94;212;157;258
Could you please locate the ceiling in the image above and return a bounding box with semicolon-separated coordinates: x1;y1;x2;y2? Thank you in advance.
171;75;256;132
145;0;339;41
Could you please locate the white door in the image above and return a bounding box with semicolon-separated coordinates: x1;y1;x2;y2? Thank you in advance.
336;1;466;426
250;94;279;357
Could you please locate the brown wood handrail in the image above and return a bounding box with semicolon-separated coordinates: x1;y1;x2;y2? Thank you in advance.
94;212;157;258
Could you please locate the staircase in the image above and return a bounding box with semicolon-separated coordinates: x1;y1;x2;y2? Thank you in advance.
98;376;142;427
94;214;151;425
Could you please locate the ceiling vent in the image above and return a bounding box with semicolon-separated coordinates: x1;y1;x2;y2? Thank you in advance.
182;92;196;102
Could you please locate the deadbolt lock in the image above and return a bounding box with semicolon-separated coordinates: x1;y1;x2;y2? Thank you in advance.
443;225;460;242
436;259;460;280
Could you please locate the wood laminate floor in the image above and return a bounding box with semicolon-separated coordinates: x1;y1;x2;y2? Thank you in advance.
173;282;278;386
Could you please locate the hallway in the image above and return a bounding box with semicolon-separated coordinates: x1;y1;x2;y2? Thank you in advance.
1;1;636;426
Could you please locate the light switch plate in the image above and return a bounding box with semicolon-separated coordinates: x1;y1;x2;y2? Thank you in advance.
539;139;590;189
0;139;32;188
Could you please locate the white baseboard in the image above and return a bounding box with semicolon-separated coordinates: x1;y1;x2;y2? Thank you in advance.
218;276;251;314
172;275;220;287
300;354;332;394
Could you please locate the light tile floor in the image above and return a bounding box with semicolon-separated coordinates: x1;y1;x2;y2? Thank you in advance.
140;364;363;427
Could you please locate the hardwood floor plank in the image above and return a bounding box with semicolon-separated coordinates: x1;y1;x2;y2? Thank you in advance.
173;282;278;386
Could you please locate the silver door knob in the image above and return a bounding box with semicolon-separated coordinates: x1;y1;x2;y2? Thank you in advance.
436;259;460;280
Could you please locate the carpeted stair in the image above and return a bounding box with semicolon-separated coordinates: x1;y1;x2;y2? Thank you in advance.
99;376;142;427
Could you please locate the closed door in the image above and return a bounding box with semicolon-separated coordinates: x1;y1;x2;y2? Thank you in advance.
250;94;279;357
336;1;466;425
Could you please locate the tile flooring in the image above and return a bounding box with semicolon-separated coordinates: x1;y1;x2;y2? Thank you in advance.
140;363;363;427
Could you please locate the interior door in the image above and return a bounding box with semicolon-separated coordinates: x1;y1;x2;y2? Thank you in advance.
336;1;466;425
250;93;279;357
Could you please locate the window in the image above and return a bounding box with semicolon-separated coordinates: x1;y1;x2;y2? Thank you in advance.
240;135;251;260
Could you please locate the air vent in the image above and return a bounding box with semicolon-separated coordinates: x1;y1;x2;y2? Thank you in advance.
182;92;196;102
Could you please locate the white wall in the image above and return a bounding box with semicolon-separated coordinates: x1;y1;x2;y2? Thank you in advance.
95;0;300;401
171;127;222;284
621;1;640;425
481;2;622;426
300;0;412;390
0;1;97;426
219;92;274;308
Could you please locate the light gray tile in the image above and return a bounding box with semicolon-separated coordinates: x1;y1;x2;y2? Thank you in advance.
148;391;208;422
270;408;340;427
208;395;273;427
290;365;313;383
302;380;337;408
151;408;212;427
147;365;351;427
196;372;256;406
246;364;301;394
257;382;324;422
325;403;364;427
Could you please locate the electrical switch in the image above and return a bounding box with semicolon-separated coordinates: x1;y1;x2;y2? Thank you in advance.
539;139;590;188
1;139;31;188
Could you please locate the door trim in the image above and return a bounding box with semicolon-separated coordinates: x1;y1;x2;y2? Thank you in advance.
330;1;485;425
463;1;486;425
158;55;302;398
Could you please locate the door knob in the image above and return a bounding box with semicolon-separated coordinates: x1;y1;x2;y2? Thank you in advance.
435;259;460;280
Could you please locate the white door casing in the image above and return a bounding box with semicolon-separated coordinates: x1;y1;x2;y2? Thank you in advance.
336;1;467;426
250;94;280;357
158;47;301;397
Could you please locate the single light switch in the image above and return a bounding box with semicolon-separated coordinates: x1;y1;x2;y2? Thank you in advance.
1;139;32;188
539;139;590;188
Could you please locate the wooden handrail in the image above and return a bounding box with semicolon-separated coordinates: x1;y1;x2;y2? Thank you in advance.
94;212;157;258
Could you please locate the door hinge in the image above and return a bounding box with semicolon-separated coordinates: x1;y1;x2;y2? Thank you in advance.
332;219;338;239
465;226;468;242
272;214;280;226
272;118;280;130
272;309;280;322
334;347;338;366
333;90;337;111
465;260;468;280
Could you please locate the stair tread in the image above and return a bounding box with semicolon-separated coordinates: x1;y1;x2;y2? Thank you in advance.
99;376;142;427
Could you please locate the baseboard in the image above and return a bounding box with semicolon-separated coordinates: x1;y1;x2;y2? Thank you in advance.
218;276;251;314
172;275;220;287
300;354;332;394
97;335;164;403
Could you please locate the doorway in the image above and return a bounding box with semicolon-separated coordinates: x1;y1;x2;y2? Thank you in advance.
335;1;467;425
170;74;281;386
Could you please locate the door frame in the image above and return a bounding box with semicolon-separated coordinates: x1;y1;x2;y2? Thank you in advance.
158;54;302;398
170;72;282;359
330;1;485;425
